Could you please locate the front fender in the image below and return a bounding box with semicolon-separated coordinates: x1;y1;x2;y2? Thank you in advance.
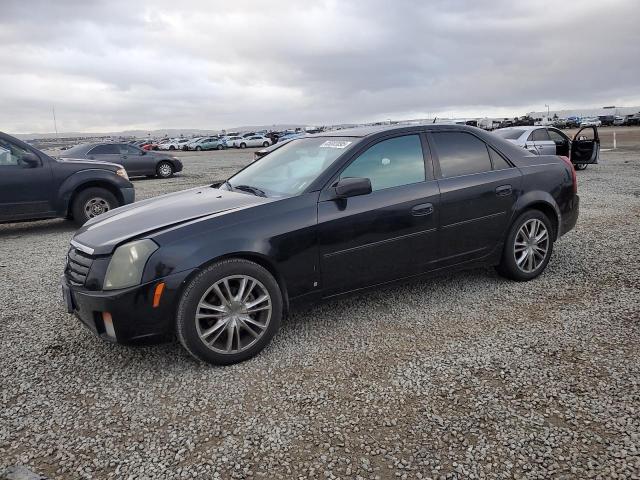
56;169;134;215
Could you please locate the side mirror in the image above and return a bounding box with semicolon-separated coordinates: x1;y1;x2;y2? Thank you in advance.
334;177;372;199
21;152;40;168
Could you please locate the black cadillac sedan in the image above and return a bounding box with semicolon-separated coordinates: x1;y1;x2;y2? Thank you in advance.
62;125;579;365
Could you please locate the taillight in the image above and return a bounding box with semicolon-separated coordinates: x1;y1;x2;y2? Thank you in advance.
559;156;577;193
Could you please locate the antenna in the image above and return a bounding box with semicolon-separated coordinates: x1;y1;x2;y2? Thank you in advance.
52;105;59;138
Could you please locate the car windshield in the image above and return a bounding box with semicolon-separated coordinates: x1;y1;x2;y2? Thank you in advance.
224;137;356;198
493;129;526;140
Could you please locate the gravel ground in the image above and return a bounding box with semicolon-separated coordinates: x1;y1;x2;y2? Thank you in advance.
1;148;639;479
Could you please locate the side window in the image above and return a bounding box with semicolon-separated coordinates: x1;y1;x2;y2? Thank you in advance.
340;135;425;191
530;129;551;142
548;129;566;143
89;144;119;155
122;145;141;154
0;138;31;167
488;147;512;170
431;132;492;178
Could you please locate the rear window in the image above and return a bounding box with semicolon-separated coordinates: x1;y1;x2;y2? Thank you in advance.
493;129;526;140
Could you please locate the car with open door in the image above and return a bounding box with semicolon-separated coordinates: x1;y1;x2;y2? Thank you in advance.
62;143;183;178
493;126;599;170
62;124;580;365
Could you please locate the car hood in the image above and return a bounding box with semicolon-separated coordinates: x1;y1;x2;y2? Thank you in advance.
56;157;122;171
72;186;271;255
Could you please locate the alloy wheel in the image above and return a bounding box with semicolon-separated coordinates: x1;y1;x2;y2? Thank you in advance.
195;275;272;354
84;197;110;218
513;219;549;273
158;163;173;177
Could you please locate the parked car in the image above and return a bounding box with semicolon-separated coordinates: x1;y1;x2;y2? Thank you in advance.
62;143;183;178
598;115;616;126
238;136;272;148
580;117;602;127
534;117;554;126
552;118;567;129
62;124;580;365
493;126;599;170
0;131;134;225
566;117;581;128
188;137;225;151
221;136;243;148
158;138;190;151
613;116;625;126
254;138;294;160
623;113;640;126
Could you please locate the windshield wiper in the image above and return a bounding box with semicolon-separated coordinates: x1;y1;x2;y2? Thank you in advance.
233;184;267;197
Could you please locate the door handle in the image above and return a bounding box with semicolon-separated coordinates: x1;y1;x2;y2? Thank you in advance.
411;203;434;216
495;185;512;196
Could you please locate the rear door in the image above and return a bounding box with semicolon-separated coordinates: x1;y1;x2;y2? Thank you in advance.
318;133;440;296
87;144;121;164
527;128;556;155
429;130;522;266
0;138;54;220
570;126;600;165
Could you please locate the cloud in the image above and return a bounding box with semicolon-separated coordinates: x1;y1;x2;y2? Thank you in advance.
0;0;638;133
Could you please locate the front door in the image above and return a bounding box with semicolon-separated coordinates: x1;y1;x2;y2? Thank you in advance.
571;126;600;165
119;144;148;175
429;131;521;266
318;134;439;296
0;138;54;221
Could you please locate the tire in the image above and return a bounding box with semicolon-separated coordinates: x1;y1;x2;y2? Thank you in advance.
496;210;554;281
574;163;588;170
156;161;174;178
169;145;175;150
262;142;269;147
217;144;224;150
176;259;283;365
71;187;119;226
239;142;246;149
195;146;202;151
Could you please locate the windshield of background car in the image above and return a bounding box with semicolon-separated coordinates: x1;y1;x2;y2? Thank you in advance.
226;137;356;197
493;129;526;140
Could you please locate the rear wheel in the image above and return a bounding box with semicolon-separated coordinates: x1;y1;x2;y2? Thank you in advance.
217;144;224;150
262;141;269;147
195;146;202;151
176;259;283;365
574;163;588;170
169;145;175;150
496;210;554;281
156;161;174;178
71;187;119;226
239;142;246;149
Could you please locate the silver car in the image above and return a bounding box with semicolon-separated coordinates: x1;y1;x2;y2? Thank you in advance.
493;126;600;170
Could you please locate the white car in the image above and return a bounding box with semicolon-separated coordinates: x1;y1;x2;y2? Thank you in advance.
236;136;272;149
580;117;602;127
222;136;243;148
158;138;190;151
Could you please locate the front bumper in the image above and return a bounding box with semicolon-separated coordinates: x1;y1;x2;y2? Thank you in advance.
62;269;195;343
120;186;135;206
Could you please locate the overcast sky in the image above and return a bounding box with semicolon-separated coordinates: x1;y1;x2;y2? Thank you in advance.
1;0;639;134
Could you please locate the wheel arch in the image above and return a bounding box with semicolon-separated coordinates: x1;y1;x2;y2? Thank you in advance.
514;194;560;240
64;179;125;217
180;251;290;316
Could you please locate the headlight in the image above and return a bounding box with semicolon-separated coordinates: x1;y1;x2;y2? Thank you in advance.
103;239;158;290
116;168;129;180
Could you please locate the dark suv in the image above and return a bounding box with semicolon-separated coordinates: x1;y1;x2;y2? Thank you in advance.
0;132;134;225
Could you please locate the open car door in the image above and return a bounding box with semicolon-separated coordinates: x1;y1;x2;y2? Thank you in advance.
571;126;600;166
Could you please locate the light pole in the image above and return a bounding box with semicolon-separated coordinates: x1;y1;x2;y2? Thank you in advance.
545;104;550;118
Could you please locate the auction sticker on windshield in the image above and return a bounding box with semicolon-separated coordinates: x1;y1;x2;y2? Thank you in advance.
319;140;352;149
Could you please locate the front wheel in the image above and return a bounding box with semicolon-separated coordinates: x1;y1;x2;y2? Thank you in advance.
176;259;283;365
574;163;588;170
217;144;224;150
156;161;174;178
262;141;269;147
71;187;119;226
195;146;202;151
239;142;246;149
496;210;554;281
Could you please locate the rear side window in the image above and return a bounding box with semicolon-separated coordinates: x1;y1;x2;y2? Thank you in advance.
431;132;492;178
341;135;425;191
528;129;551;142
488;147;512;170
89;144;119;155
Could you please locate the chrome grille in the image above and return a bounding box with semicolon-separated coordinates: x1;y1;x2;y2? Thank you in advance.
65;248;94;286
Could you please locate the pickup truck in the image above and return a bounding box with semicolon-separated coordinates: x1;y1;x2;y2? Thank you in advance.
0;132;134;225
